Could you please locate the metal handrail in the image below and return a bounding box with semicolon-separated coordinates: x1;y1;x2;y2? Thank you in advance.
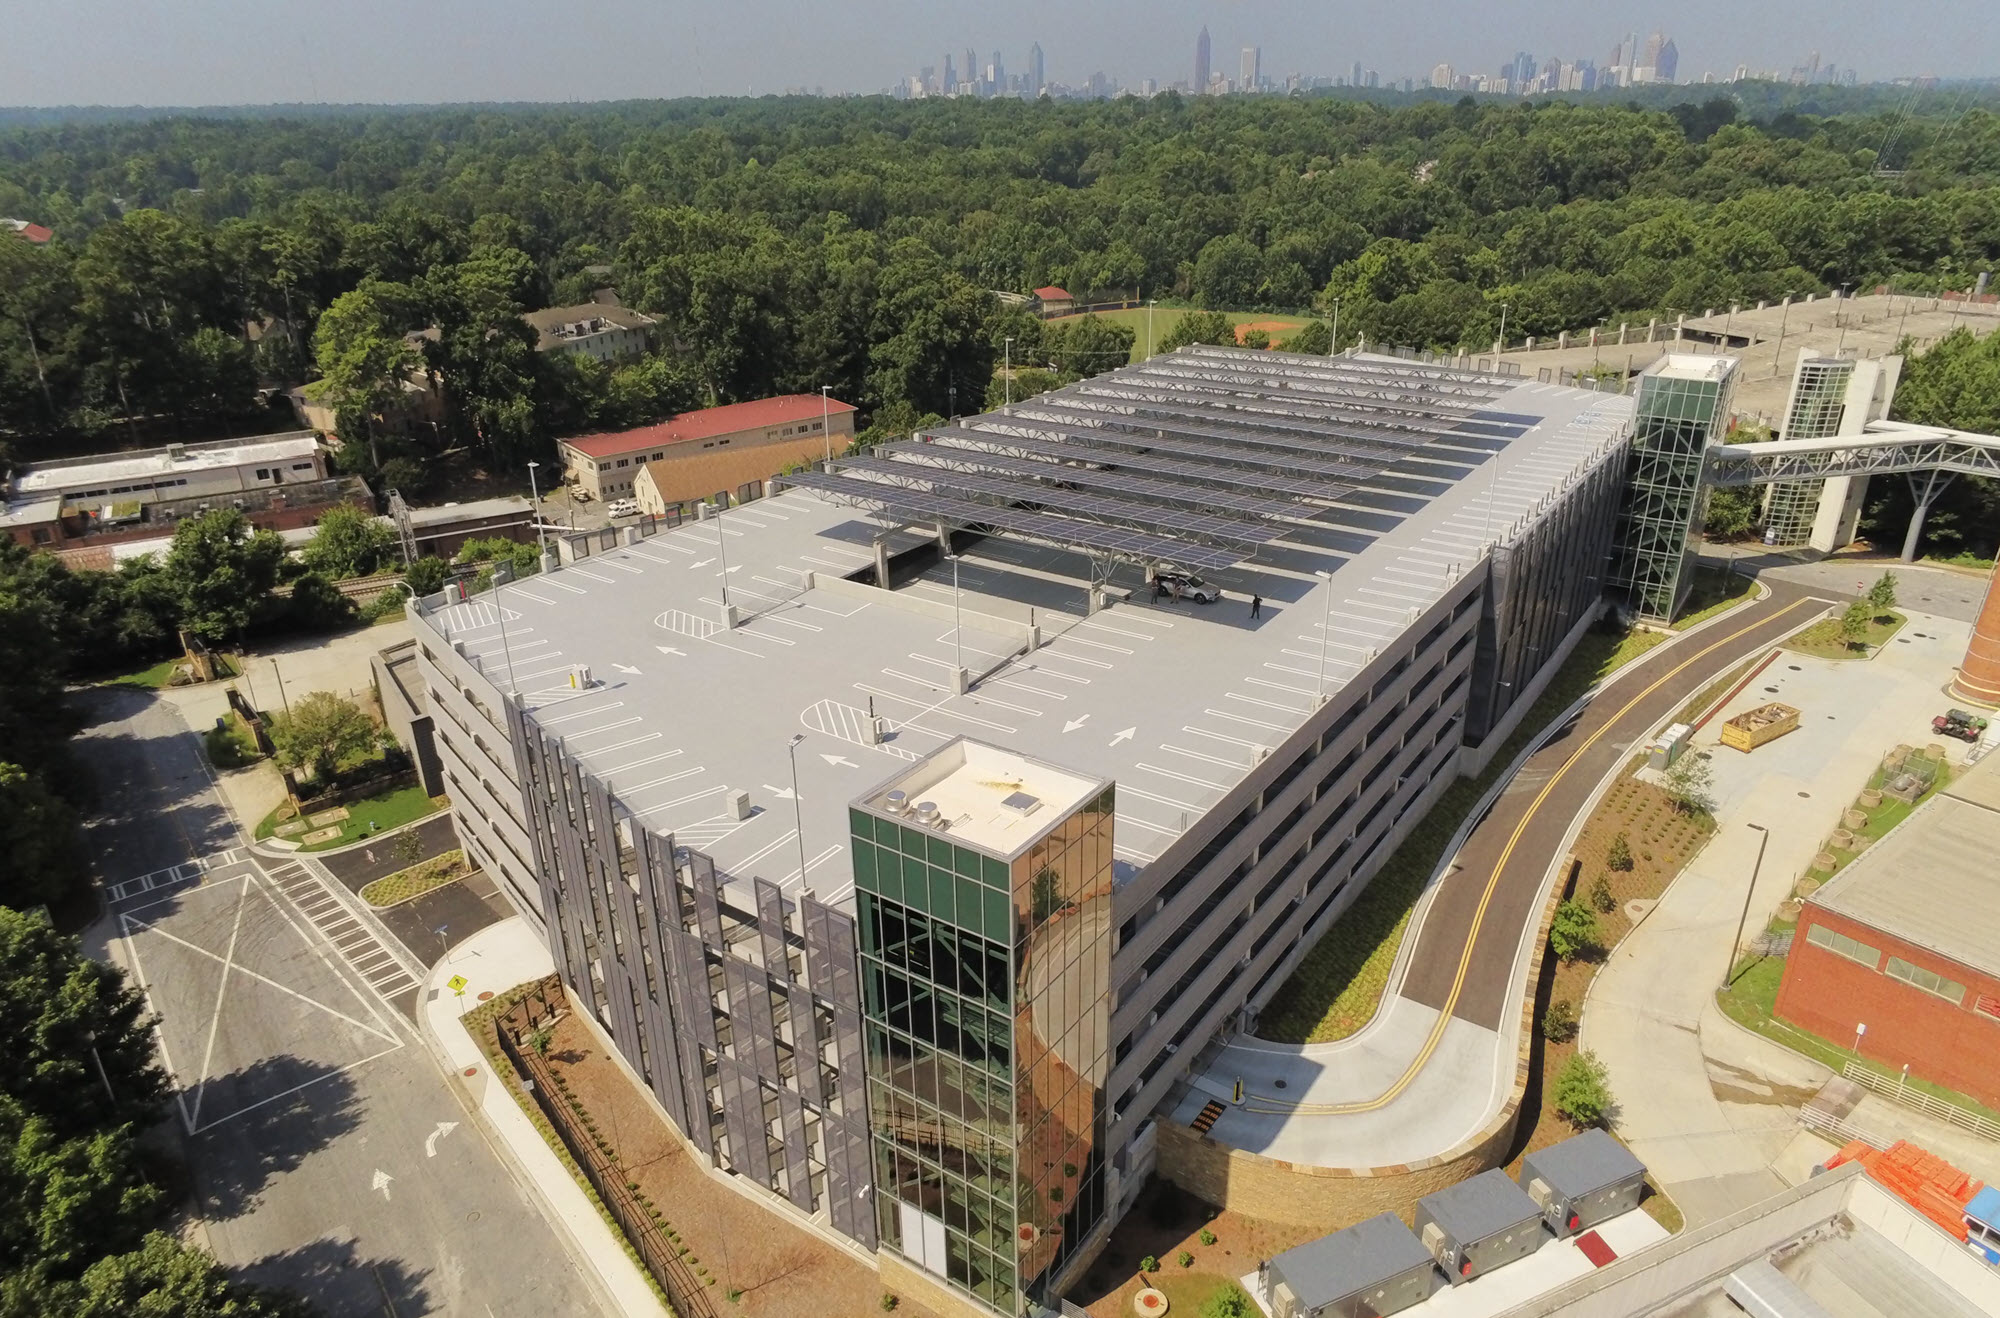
1841;1061;2000;1142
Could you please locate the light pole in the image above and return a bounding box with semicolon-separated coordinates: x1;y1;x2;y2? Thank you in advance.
787;734;809;883
1496;302;1510;354
820;385;833;463
1146;299;1155;359
1771;294;1793;378
526;460;545;556
947;553;964;679
714;512;732;610
1722;822;1769;990
1004;338;1014;406
270;656;293;718
1314;569;1333;704
1328;297;1341;357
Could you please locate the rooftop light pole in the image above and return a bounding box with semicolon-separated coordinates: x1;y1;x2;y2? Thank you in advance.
1772;293;1794;379
820;385;833;464
1328;297;1341;357
526;460;545;556
1004;338;1014;406
1315;568;1333;704
1496;301;1511;355
787;733;809;884
714;510;732;610
947;553;964;679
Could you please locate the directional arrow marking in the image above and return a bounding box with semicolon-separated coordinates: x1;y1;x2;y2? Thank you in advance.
725;565;743;574
690;558;715;569
1109;727;1136;746
764;784;797;800
371;1168;395;1201
425;1121;459;1158
656;646;687;657
1063;715;1090;733
819;753;858;768
613;663;641;674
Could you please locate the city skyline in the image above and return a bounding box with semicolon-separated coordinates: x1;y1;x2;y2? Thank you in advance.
5;0;1999;107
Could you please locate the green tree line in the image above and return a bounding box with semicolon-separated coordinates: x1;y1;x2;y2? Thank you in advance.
8;93;2000;491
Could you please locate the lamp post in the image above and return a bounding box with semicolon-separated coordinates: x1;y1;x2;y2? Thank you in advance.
270;656;293;718
1314;569;1333;704
1772;294;1794;379
1497;301;1511;355
947;553;964;679
714;511;732;610
526;460;545;556
1004;338;1014;406
820;385;833;464
1146;299;1155;359
1328;297;1341;357
787;734;809;883
1722;822;1769;990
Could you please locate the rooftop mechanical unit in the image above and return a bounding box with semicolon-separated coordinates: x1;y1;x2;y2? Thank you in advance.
1263;1212;1440;1318
1518;1128;1649;1238
1415;1168;1546;1285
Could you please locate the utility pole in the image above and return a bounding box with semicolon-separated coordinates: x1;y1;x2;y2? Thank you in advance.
1722;822;1770;990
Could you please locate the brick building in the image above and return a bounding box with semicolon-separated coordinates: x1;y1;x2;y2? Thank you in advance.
1774;758;2000;1109
557;394;856;503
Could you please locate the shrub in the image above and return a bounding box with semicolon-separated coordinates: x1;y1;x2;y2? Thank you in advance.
1542;998;1578;1042
1664;753;1716;816
1140;1255;1158;1273
1177;1250;1195;1268
1554;1049;1614;1127
1589;873;1616;913
1606;832;1633;871
1200;1284;1255;1318
1549;899;1601;962
1198;1228;1217;1246
880;1294;900;1312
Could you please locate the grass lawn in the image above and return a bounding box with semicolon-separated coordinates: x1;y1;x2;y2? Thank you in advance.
1718;942;2000;1126
360;849;467;907
1258;623;1668;1044
1674;565;1758;631
1808;750;1948;880
1784;609;1907;660
202;720;261;771
99;652;241;690
1048;307;1317;360
256;783;442;852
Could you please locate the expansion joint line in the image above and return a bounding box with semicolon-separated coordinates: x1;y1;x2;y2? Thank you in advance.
1242;597;1823;1117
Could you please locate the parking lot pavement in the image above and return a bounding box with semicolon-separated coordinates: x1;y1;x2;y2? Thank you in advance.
312;814;517;971
105;854;602;1317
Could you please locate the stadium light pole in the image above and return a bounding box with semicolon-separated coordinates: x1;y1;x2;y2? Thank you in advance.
526;460;545;556
787;734;809;884
1315;569;1333;704
1722;822;1769;990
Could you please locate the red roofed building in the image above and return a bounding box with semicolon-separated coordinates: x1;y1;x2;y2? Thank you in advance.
5;219;53;244
1032;285;1075;316
557;394;857;502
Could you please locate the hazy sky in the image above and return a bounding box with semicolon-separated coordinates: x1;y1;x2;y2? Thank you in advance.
4;0;1997;107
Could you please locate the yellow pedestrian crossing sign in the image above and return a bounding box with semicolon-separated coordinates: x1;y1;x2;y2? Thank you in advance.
447;974;468;994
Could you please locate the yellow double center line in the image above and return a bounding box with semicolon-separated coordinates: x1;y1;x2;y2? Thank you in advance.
1243;597;1821;1116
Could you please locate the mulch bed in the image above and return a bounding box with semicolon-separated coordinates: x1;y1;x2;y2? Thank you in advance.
540;1013;936;1318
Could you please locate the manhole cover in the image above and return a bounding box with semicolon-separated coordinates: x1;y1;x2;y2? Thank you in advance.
463;1067;478;1077
1273;1078;1287;1090
1798;791;1812;798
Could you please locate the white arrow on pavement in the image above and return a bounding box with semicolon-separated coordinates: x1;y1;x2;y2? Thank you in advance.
764;784;797;800
725;565;743;573
613;663;641;675
819;753;858;768
371;1168;394;1201
656;646;686;657
1109;727;1136;746
425;1121;459;1158
689;558;715;569
1063;715;1090;733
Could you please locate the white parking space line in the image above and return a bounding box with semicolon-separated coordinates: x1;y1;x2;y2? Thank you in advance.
1135;762;1229;792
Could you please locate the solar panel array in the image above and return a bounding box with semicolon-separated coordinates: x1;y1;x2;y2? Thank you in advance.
779;348;1545;573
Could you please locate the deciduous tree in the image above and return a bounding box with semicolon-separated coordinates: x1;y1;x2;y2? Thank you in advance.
268;691;377;786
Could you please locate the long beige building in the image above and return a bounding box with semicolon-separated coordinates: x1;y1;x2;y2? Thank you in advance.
556;394;857;503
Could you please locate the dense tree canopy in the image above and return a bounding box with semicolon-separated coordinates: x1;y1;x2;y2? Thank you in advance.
6;91;2000;486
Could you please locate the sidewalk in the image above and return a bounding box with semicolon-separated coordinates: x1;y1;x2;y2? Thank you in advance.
1584;608;1990;1227
414;917;667;1318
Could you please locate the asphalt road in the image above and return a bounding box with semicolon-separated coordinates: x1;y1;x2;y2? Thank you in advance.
84;691;603;1318
1707;545;1991;624
1399;579;1835;1028
317;814;516;969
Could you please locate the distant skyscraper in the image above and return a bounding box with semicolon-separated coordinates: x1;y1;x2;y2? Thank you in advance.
1430;62;1454;89
1604;40;1625;87
990;49;1004;91
943;53;956;93
1195;27;1211;93
966;47;979;93
1655;38;1680;84
1241;46;1261;91
1350;59;1363;88
1641;30;1665;80
1028;42;1045;96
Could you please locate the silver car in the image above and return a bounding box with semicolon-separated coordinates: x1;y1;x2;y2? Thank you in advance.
1151;570;1220;604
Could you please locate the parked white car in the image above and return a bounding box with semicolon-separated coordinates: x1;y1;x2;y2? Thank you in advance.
606;498;639;518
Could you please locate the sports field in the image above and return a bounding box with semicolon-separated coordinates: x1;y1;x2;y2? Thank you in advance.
1047;307;1318;360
